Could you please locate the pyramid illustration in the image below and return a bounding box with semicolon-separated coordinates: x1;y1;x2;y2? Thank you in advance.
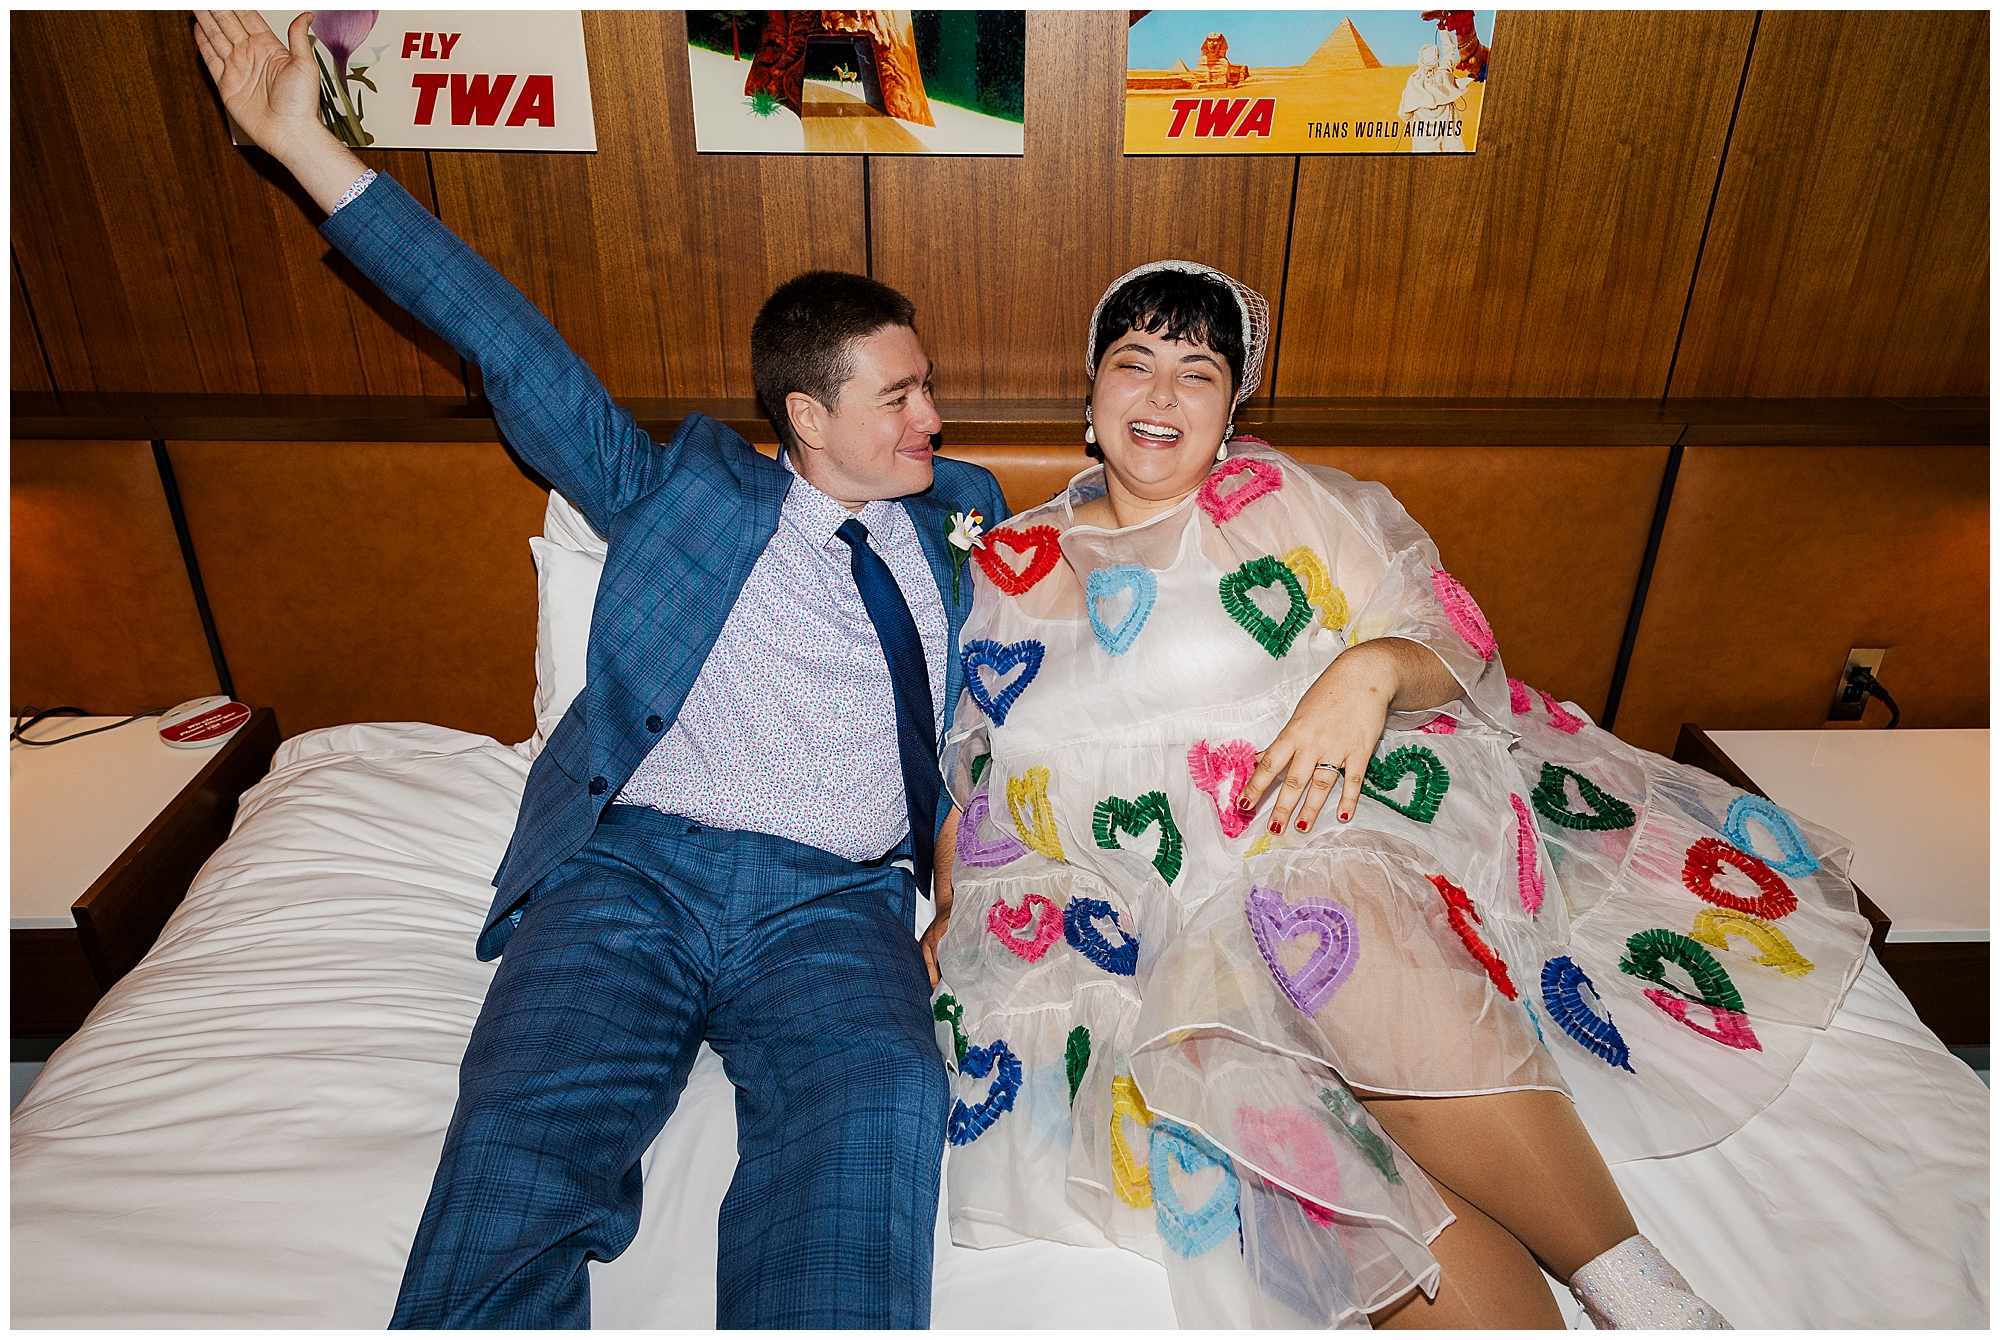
1304;17;1382;72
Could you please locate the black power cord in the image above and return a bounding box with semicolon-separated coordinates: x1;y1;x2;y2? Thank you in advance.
11;705;167;747
1843;666;1901;729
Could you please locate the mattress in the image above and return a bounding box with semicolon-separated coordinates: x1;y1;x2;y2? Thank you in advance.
11;725;1987;1328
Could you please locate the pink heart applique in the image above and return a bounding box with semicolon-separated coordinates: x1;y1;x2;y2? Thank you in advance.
1188;738;1259;838
1197;458;1284;526
986;892;1063;962
1232;1101;1342;1219
1431;567;1497;662
1418;714;1458;735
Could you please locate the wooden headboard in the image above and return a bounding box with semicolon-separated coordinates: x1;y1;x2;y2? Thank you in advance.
12;400;1986;757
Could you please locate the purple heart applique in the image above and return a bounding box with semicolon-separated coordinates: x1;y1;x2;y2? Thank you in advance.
958;791;1028;868
1245;885;1359;1017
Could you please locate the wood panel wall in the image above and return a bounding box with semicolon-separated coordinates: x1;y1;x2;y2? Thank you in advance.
10;11;1987;403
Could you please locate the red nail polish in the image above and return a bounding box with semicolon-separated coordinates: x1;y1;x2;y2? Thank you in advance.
1237;796;1254;812
1269;821;1281;834
1339;811;1350;822
1296;820;1309;832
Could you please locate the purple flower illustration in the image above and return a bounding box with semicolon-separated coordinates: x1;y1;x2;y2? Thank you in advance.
311;10;377;82
307;11;380;147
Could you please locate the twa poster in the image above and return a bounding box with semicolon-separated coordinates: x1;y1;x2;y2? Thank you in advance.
1124;10;1495;155
240;11;597;151
686;11;1025;154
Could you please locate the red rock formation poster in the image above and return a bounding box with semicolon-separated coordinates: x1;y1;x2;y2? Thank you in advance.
1125;10;1496;154
688;11;1025;154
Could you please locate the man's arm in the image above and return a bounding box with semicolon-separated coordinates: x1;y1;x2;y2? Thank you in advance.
192;10;666;532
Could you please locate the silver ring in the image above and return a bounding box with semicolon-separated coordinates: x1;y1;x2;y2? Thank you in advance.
1314;761;1341;771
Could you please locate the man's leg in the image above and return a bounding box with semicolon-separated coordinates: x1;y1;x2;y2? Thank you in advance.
704;842;949;1328
391;824;719;1328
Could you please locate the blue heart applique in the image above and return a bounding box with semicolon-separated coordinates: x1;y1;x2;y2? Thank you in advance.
947;1038;1023;1146
1063;895;1140;976
961;639;1046;726
1723;795;1820;877
1150;1118;1240;1259
1086;564;1157;657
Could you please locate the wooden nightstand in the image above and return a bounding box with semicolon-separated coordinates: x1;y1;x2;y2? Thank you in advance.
1675;724;1988;1047
11;708;280;1042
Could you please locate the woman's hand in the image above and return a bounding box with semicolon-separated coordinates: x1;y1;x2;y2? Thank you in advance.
1237;638;1461;835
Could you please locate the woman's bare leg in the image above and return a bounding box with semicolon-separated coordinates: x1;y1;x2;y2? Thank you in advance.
1369;1182;1563;1329
1358;1087;1638;1280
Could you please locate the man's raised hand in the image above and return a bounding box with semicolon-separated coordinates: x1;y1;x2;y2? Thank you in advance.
191;10;368;214
192;11;321;154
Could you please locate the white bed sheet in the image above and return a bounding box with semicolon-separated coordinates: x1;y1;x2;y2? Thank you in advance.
11;725;1987;1328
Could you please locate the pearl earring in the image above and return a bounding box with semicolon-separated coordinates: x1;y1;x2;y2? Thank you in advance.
1084;407;1096;445
1218;423;1234;461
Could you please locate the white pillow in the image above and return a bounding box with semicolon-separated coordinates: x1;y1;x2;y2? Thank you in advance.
521;492;607;760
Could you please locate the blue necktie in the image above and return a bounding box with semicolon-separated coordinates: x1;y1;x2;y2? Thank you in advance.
835;517;941;895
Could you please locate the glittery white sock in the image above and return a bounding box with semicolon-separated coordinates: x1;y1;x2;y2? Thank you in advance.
1568;1234;1731;1329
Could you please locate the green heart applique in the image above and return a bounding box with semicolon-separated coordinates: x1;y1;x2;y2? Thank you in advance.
1361;745;1451;823
1531;763;1636;831
1066;1025;1091;1105
1093;789;1185;884
1219;556;1314;659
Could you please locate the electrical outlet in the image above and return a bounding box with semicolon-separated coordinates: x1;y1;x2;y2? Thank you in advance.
1827;648;1887;722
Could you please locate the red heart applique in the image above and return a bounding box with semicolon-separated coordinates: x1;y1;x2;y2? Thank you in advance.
974;525;1062;596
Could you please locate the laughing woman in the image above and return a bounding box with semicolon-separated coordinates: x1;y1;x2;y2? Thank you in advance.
923;262;1871;1328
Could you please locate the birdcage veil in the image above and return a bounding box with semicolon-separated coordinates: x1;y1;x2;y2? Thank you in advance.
1084;260;1272;408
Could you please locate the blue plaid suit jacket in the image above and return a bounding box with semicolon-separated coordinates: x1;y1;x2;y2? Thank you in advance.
321;176;1009;961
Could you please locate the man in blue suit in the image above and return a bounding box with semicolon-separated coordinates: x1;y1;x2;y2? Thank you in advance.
195;11;1007;1328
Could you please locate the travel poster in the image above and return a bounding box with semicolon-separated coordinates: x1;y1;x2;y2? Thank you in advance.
242;11;597;151
686;11;1025;154
1124;10;1495;154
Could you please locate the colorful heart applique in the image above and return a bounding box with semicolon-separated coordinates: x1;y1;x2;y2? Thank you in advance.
932;990;969;1065
1086;564;1157;656
973;524;1062;595
1429;875;1518;999
1508;677;1585;733
1065;1026;1091;1105
1092;790;1185;885
947;1038;1023;1146
1315;1085;1401;1183
1540;956;1634;1072
1232;1102;1342;1221
1063;895;1141;976
1418;714;1458;735
1245;884;1359;1016
1279;545;1348;629
1681;836;1796;920
1006;766;1066;860
961;638;1045;726
1188;738;1259;839
1361;745;1451;823
957;791;1028;869
1150;1118;1240;1259
986;890;1064;962
1620;928;1745;1012
969;752;992;785
1530;763;1635;831
1510;794;1545;914
1431;567;1497;661
1197;457;1284;525
1219;556;1314;659
1689;908;1814;978
1110;1075;1154;1207
1642;990;1763;1051
1722;795;1820;876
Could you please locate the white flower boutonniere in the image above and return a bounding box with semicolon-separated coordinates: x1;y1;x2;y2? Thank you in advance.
946;509;986;603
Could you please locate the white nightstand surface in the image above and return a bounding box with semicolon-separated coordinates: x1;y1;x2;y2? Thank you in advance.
11;717;218;929
1706;728;1988;943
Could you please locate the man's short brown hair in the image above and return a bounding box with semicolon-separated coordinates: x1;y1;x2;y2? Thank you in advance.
751;271;917;454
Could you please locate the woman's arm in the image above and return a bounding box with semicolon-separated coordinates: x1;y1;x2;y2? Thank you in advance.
920;805;961;988
1237;636;1458;836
